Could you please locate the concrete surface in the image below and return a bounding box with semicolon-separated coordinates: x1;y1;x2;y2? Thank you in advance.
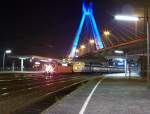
42;78;150;114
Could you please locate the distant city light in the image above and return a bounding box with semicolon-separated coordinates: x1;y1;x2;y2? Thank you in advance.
115;15;139;21
114;50;124;54
5;50;12;54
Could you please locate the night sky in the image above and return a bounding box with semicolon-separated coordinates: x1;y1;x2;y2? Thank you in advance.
0;0;149;58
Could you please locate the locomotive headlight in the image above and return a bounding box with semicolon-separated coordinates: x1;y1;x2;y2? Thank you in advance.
45;64;54;73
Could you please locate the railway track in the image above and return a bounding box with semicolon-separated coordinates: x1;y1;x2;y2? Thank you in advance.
0;73;89;114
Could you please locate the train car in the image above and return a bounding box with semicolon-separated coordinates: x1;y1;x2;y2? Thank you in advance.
72;62;88;73
72;62;125;73
56;64;73;74
42;60;125;75
43;61;73;75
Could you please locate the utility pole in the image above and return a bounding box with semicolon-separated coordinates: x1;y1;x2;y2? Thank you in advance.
145;7;150;87
125;52;128;78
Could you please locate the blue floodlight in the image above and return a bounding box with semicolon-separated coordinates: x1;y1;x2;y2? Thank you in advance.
90;14;104;49
69;2;104;58
69;13;86;58
82;2;93;15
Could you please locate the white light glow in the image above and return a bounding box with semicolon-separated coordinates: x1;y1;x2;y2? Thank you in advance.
114;50;124;54
35;62;40;65
5;50;12;54
45;64;54;73
75;55;79;58
80;45;86;49
62;63;68;67
115;15;139;21
48;59;52;62
116;58;124;62
76;49;79;53
40;60;48;62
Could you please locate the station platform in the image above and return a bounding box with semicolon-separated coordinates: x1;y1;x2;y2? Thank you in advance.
41;77;150;114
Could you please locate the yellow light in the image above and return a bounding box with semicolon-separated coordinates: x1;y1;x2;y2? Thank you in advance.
76;49;79;53
80;45;86;49
104;31;110;36
89;39;95;44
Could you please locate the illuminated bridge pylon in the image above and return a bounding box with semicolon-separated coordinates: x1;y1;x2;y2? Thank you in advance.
69;2;104;58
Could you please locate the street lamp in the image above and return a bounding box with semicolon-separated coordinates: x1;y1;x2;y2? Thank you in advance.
3;49;12;71
115;15;139;21
89;39;95;52
89;39;95;44
114;50;124;54
80;44;86;49
80;44;86;55
104;31;110;36
115;14;150;86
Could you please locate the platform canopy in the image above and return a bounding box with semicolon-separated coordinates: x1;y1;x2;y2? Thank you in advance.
9;55;59;63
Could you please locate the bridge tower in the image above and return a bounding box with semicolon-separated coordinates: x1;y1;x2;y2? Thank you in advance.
69;2;104;58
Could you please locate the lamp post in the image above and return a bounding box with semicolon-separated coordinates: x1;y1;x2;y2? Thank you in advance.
114;50;124;54
89;39;95;52
80;44;86;55
104;30;110;46
145;8;150;87
19;57;26;72
3;49;12;71
115;13;150;86
89;39;95;44
104;31;110;36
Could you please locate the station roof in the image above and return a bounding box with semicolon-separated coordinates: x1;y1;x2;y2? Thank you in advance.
98;38;146;56
9;55;59;63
